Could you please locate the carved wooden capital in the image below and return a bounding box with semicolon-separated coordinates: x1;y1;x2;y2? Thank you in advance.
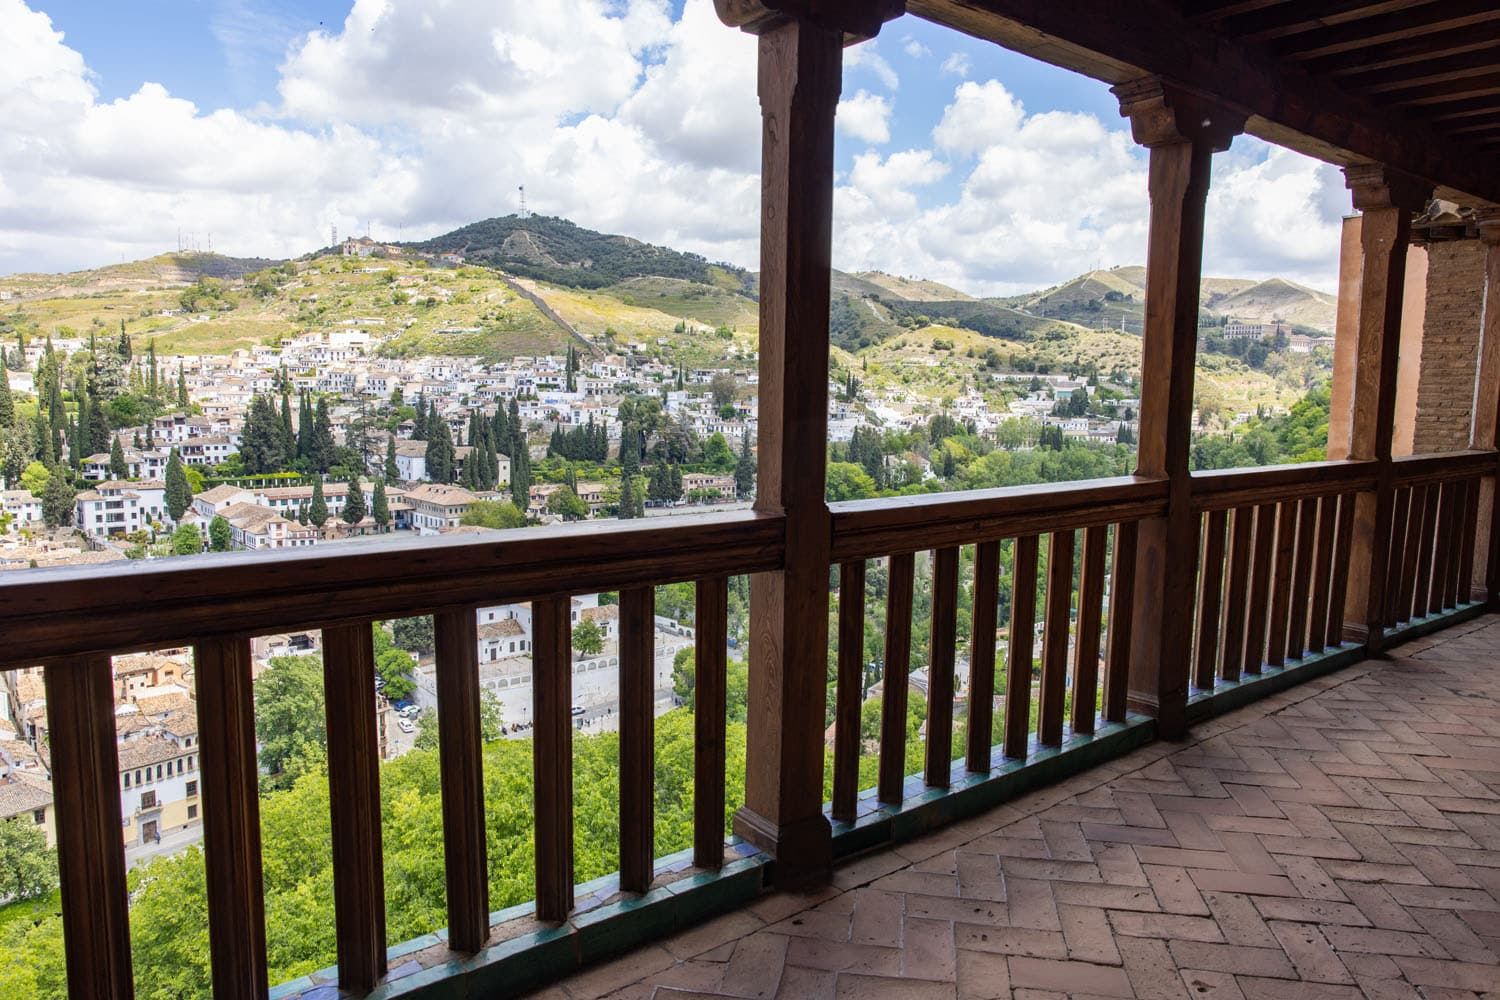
1343;163;1432;213
1475;207;1500;246
1112;77;1246;152
715;0;904;42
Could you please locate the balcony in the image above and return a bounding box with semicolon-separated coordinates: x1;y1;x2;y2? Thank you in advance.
6;2;1500;1000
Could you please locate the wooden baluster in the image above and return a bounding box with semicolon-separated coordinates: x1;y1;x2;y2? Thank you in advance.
1194;509;1228;690
1285;498;1318;660
878;553;915;804
1429;484;1455;616
1442;482;1466;610
1072;526;1108;735
1242;503;1278;674
1004;535;1040;757
1219;507;1254;682
925;548;959;787
694;577;729;865
1265;502;1298;669
533;596;574;922
322;623;387;992
1396;486;1426;624
1458;479;1481;607
832;564;863;821
1038;531;1074;746
1308;495;1338;651
1412;483;1440;619
1103;522;1136;724
1384;487;1412;627
196;638;268;999
45;657;134;1000
1326;493;1357;647
967;541;1000;770
433;609;489;953
619;587;655;893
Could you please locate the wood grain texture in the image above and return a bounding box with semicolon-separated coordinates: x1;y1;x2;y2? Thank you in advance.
1038;531;1075;746
967;541;1000;770
1072;525;1108;735
44;657;134;1000
322;623;387;992
1104;521;1137;724
832;562;865;822
619;587;656;893
1242;503;1279;674
434;608;489;952
1309;494;1339;650
195;637;269;999
1458;477;1481;606
1413;483;1441;620
1193;509;1227;690
1191;459;1378;510
532;596;575;922
1005;535;1040;758
879;552;915;804
1220;507;1255;682
1396;486;1426;623
1385;486;1414;625
695;576;729;866
1327;493;1358;647
925;547;959;787
1264;501;1298;668
1285;498;1319;660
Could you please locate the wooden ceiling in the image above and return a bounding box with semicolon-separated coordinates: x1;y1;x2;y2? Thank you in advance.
912;0;1500;205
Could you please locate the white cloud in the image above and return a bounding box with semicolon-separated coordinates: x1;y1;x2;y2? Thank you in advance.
902;37;931;59
844;44;899;91
836;91;892;145
940;52;971;78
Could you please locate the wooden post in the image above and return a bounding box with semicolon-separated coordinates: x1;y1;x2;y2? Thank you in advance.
45;657;134;1000
1114;78;1244;739
1471;210;1500;604
532;596;574;921
434;608;489;953
694;576;730;866
322;623;387;993
195;637;269;1000
1337;164;1432;646
718;0;903;884
619;586;656;893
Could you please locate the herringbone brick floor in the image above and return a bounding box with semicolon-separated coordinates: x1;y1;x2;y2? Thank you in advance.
542;616;1500;1000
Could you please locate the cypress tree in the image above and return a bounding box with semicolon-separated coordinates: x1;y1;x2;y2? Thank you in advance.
0;360;12;426
278;392;295;463
89;385;110;455
734;429;755;498
426;419;455;483
412;393;428;440
384;437;399;483
165;448;190;520
342;478;367;524
177;366;188;408
147;341;159;399
311;397;336;473
296;392;313;462
372;481;391;530
507;398;522;456
510;446;531;513
492;403;509;453
132;430;142;449
308;480;328;527
118;321;131;361
74;383;92;461
109;436;127;479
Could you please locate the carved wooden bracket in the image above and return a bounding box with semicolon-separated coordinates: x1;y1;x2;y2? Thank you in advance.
1344;163;1432;214
1112;77;1246;152
715;0;905;42
1475;207;1500;247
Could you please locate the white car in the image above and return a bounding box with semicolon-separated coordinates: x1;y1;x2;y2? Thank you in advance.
570;705;586;717
397;719;415;734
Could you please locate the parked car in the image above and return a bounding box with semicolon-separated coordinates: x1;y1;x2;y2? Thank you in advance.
400;705;421;718
397;719;415;734
570;705;586;716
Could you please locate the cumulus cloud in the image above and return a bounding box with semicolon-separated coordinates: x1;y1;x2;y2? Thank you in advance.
844;44;899;91
941;52;971;78
902;38;931;59
837;91;893;145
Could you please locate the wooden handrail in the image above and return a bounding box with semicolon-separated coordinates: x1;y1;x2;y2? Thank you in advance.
1190;459;1378;510
0;510;785;666
1392;448;1497;484
829;475;1167;562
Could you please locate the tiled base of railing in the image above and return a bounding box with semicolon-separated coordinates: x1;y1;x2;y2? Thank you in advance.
830;716;1157;861
1381;600;1488;647
267;845;771;1000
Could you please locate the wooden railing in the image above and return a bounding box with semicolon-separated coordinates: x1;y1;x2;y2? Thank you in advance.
0;511;781;999
826;476;1166;820
1;453;1493;999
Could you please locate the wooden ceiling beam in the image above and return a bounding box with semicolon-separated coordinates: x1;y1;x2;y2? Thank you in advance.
1386;71;1500;108
1305;23;1500;76
910;0;1500;204
1445;113;1500;135
1430;96;1500;121
1271;0;1500;61
1347;47;1500;94
1228;0;1435;45
1181;0;1289;25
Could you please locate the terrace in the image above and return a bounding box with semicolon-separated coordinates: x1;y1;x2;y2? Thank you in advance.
5;1;1500;998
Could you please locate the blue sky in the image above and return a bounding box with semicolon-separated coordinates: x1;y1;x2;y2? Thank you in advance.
2;0;1345;291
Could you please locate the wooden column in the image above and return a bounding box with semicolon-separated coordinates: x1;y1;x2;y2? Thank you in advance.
45;657;134;1000
618;587;656;893
195;637;269;1000
718;0;903;884
694;577;730;865
532;596;574;921
1471;210;1500;604
1113;78;1244;740
1336;165;1432;646
322;623;387;993
434;608;489;953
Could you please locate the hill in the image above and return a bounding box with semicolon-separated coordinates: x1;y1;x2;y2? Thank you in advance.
0;252;281;300
407;215;754;292
854;271;973;302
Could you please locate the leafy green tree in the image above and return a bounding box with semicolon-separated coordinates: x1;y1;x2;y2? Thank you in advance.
372;481;391;530
412;709;440;751
572;619;604;659
826;461;876;502
342;478;367;524
392;616;435;656
307;481;328;527
479;689;503;741
164;448;191;520
254;655;327;788
170;523;201;555
546;485;588;521
41;466;74;528
461;499;526;530
20;460;49;496
108;436;127;479
0;817;58;901
701;432;735;472
373;624;417;702
209;515;232;551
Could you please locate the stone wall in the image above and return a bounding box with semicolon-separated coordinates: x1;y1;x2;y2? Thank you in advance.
1410;240;1485;454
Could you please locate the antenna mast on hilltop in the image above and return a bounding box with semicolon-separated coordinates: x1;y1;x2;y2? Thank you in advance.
331;224;338;248
519;185;527;219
